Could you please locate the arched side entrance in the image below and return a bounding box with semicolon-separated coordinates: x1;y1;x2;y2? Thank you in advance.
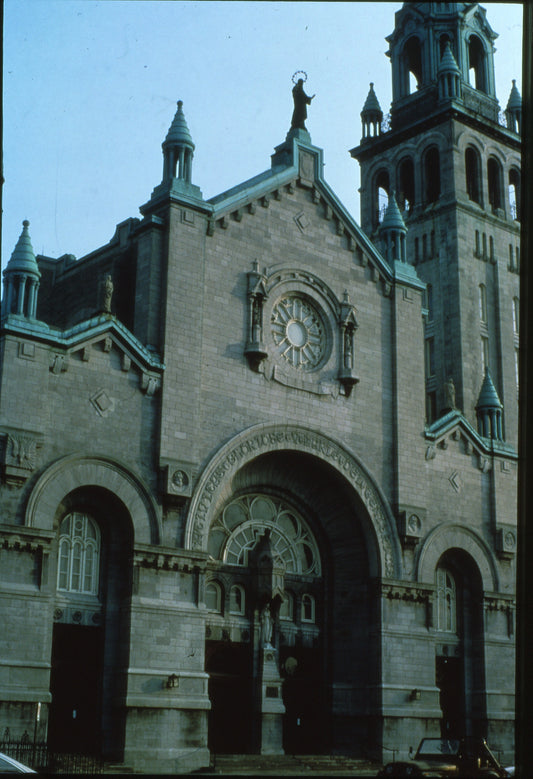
25;455;159;760
417;525;498;742
185;424;402;756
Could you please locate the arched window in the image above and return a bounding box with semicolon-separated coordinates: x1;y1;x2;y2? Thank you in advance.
487;157;503;214
468;35;488;93
509;168;521;220
439;34;451;58
301;594;316;623
513;297;520;335
57;513;100;595
206;581;223;613
436;567;457;633
398;158;415;213
229;584;246;616
465;147;482;205
279;591;295;621
424;147;441;203
425;283;434;321
479;284;487;322
402;36;423;95
375;169;390;226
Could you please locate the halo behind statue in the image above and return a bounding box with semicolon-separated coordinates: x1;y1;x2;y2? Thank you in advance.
292;70;308;85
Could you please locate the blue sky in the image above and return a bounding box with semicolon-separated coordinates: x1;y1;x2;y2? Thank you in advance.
2;1;523;271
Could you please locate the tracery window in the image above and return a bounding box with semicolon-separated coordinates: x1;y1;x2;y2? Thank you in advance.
209;494;321;577
57;513;100;595
436;567;457;633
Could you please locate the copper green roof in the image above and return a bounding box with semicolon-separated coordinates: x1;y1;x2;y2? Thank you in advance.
164;100;194;149
506;79;522;111
438;42;460;74
362;83;383;116
4;220;41;278
476;368;502;409
380;191;406;232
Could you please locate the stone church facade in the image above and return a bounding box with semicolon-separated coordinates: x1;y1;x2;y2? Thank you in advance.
0;3;520;773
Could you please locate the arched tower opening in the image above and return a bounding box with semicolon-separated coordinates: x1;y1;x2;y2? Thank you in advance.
468;35;488;93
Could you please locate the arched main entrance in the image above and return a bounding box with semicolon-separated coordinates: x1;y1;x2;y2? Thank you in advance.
25;455;159;761
187;426;400;756
47;487;133;758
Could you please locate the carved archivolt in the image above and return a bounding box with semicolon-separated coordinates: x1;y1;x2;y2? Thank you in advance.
416;522;499;592
184;423;400;578
25;453;161;544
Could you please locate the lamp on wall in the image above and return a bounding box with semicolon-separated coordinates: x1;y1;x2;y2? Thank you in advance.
166;673;179;689
410;688;421;701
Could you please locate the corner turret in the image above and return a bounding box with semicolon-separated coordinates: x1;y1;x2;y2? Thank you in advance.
476;368;503;440
2;220;41;320
505;79;522;135
379;192;407;264
361;83;383;141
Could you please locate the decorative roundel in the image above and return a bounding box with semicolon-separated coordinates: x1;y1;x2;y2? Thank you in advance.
270;295;326;371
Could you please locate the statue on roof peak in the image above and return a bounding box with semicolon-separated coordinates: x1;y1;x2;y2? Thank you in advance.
291;71;315;131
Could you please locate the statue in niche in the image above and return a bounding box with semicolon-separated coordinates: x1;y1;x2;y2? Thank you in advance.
101;274;114;313
444;377;456;410
260;604;274;648
344;327;353;369
291;73;315;131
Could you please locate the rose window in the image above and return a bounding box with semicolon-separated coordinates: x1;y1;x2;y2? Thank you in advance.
271;296;325;370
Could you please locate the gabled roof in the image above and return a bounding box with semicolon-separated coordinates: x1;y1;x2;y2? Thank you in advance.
1;313;164;375
425;409;516;459
207;130;418;288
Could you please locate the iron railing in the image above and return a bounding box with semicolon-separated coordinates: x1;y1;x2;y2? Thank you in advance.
1;729;104;775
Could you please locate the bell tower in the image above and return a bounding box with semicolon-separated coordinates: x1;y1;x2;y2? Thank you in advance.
351;2;521;446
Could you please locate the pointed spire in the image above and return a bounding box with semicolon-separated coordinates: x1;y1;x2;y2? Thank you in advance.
438;41;460;75
476;368;503;410
162;100;195;184
2;220;41;319
361;83;383;141
362;83;383;115
438;42;461;101
379;191;408;264
381;191;407;232
505;80;522;134
5;220;40;277
476;368;504;440
506;79;522;111
164;100;195;150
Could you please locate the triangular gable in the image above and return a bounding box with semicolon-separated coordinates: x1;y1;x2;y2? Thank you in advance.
2;313;164;386
425;409;516;460
207;131;395;286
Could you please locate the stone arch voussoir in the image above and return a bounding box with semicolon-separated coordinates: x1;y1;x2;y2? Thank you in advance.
26;454;161;544
185;423;401;578
416;522;499;592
